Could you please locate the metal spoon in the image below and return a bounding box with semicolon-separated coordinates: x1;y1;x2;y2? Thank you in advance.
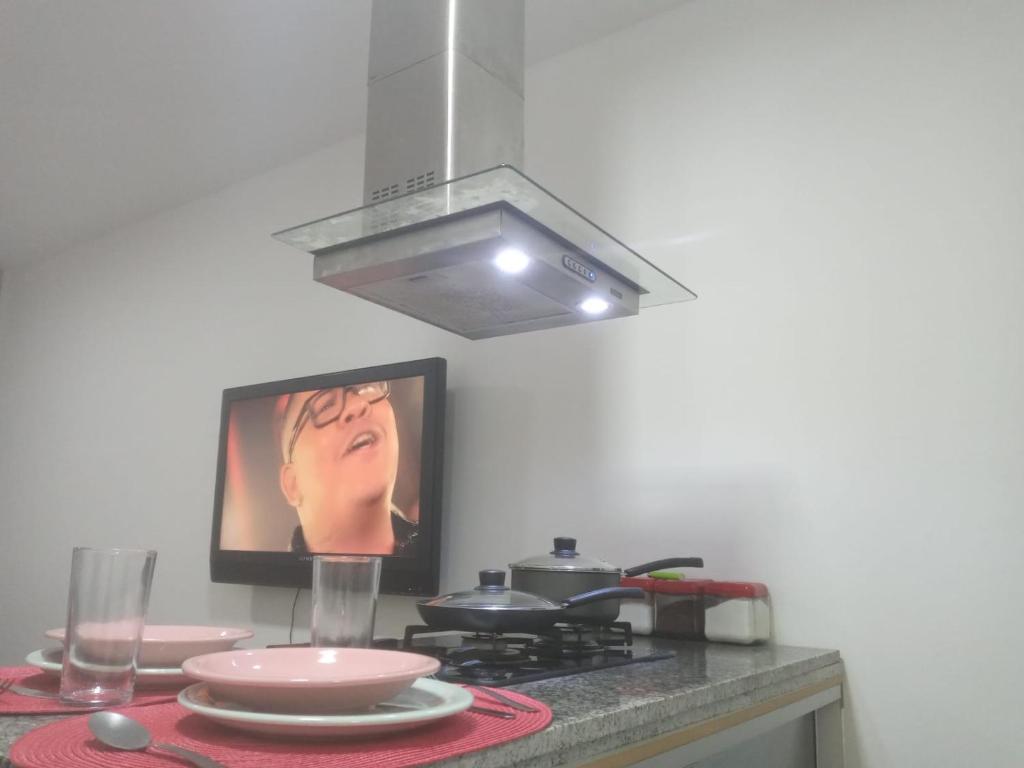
88;711;227;768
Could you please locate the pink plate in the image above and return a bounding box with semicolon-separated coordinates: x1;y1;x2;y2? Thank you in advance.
181;648;441;714
45;625;254;667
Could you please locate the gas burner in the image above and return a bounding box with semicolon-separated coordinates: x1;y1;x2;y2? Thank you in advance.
398;620;672;687
532;635;606;658
456;667;515;684
458;633;515;650
447;644;532;664
554;621;634;646
526;621;634;655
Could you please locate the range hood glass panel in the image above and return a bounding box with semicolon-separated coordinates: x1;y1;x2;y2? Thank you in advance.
273;166;696;308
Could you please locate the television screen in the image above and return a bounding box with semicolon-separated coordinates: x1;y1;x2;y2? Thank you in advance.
209;357;446;595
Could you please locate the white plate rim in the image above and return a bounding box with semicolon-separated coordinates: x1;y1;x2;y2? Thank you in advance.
177;678;473;728
25;648;187;679
44;625;255;643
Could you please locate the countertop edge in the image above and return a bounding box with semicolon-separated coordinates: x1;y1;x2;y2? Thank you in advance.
437;649;842;768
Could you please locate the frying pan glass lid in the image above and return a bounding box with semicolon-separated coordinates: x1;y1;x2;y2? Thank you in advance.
419;570;561;611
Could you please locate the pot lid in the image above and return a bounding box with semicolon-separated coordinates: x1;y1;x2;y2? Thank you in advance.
509;537;620;574
419;570;561;611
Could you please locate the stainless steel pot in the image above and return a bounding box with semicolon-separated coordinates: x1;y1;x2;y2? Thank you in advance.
509;537;704;624
416;569;643;634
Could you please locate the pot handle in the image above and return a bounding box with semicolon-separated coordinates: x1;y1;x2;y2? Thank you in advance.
562;586;645;609
623;557;704;577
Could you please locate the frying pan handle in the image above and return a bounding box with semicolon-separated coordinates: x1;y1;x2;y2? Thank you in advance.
623;557;704;577
562;587;645;609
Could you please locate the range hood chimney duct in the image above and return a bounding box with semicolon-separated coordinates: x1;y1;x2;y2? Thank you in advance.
364;0;524;202
273;0;695;340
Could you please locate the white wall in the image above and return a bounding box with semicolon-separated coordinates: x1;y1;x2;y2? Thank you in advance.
1;0;1022;765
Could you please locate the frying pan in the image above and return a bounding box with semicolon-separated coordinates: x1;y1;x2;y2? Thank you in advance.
416;570;643;634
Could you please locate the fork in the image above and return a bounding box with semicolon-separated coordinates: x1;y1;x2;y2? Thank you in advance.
467;684;540;713
0;678;62;700
424;675;516;719
7;683;60;700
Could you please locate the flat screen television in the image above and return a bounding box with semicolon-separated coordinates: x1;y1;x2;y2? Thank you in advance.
209;357;446;595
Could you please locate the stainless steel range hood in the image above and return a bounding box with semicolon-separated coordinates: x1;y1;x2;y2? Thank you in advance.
273;0;695;340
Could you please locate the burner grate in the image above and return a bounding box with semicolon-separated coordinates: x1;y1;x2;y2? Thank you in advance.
398;621;673;687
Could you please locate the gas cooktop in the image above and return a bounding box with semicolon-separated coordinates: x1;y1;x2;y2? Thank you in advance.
377;622;675;687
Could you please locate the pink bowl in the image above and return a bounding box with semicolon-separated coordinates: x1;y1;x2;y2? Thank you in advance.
181;648;441;714
45;625;254;667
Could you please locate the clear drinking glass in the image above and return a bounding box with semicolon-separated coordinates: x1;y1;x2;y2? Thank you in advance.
310;556;382;648
58;547;157;706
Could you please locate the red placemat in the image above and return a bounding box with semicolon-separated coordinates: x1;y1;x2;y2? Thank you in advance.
0;666;183;715
10;687;552;767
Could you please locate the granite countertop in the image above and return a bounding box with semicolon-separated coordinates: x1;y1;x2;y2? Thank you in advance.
0;638;841;768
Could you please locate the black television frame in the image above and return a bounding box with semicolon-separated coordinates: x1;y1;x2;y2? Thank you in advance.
209;357;446;595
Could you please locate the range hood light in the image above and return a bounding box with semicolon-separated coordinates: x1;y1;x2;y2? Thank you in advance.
579;297;611;315
494;248;530;274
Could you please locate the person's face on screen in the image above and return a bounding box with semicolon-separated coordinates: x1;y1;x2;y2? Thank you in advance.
281;384;400;549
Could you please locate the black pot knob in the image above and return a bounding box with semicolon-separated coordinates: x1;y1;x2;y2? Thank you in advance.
552;537;578;556
478;569;507;587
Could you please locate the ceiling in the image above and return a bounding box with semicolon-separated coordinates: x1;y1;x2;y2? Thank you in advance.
0;0;687;268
